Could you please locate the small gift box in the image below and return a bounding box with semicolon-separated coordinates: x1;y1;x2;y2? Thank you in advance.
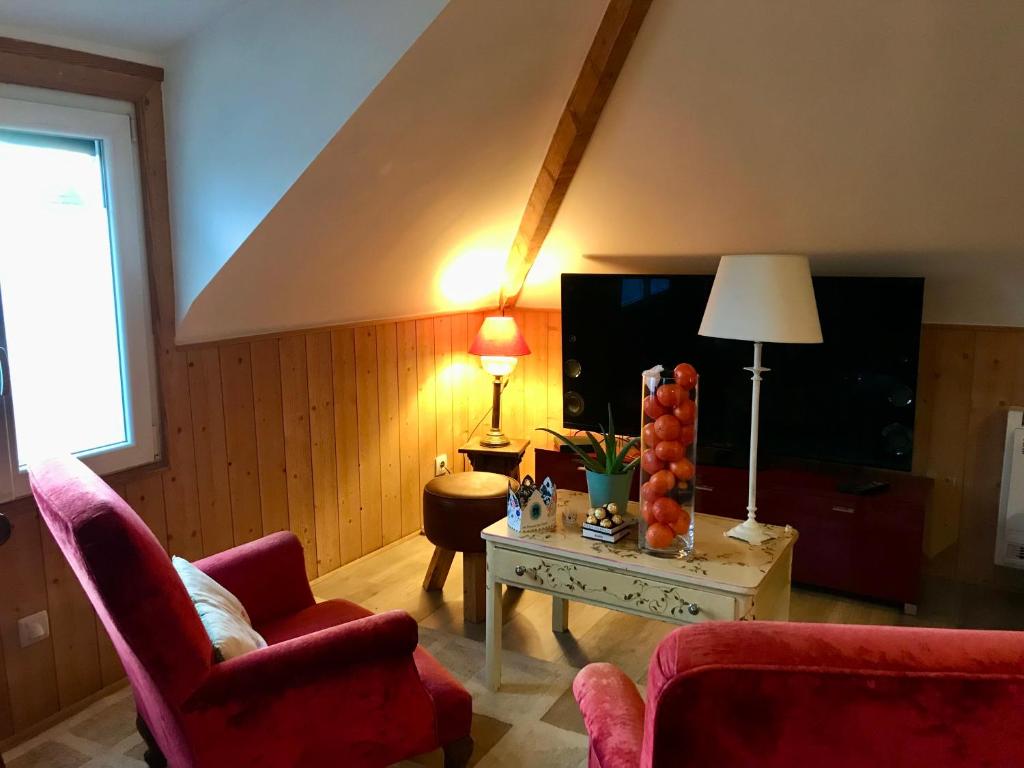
507;475;557;533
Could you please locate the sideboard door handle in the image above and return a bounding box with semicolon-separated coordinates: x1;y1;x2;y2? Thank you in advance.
695;485;713;492
514;565;526;576
687;603;701;616
831;505;856;514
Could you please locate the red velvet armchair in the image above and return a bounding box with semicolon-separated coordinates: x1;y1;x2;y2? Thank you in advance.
574;621;1024;767
30;456;473;768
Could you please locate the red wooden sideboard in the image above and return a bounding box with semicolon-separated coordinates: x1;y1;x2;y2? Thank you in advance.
535;447;931;611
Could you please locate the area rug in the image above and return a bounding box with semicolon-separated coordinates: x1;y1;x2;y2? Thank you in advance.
2;626;610;768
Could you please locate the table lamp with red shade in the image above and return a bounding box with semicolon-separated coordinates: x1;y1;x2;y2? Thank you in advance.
470;315;530;447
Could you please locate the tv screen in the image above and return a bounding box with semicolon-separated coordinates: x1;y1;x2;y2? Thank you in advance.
561;273;924;472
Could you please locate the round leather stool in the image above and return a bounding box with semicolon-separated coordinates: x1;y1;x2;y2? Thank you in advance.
422;472;514;623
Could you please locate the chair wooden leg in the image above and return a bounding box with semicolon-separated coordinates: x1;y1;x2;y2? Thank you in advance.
136;714;167;768
443;735;474;768
423;546;456;591
463;552;486;624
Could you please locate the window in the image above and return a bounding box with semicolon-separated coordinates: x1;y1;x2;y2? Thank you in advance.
0;87;159;500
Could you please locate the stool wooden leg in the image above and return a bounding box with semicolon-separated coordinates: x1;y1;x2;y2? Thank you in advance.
423;546;456;591
463;552;486;623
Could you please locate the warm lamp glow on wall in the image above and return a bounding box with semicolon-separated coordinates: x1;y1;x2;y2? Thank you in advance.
470;316;530;447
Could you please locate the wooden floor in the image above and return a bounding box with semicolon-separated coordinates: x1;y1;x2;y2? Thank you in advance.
312;532;946;683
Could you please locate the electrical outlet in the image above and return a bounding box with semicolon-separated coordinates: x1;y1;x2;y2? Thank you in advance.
18;610;49;648
434;454;448;476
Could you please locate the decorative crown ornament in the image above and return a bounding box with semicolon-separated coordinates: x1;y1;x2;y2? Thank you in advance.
506;475;557;533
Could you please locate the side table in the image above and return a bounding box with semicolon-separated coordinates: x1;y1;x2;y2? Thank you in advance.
458;437;529;480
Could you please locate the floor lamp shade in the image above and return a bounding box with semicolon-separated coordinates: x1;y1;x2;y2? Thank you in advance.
699;255;822;344
699;255;822;544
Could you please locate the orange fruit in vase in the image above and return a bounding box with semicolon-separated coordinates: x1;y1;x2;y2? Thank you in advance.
654;414;681;441
642;422;658;448
656;382;684;408
640;500;656;524
678;424;695;447
649;469;676;495
652;496;683;524
668;457;695;481
643;395;667;420
654;440;684;463
640;481;665;503
645;522;676;549
640;449;664;475
671;509;692;535
672;399;696;425
673;363;698;390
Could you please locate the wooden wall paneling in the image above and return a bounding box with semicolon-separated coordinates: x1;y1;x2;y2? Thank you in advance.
40;523;101;709
125;473;168;550
433;316;455;475
250;339;290;536
416;320;438;505
0;502;60;730
354;327;384;553
396;321;422;536
465;311;488;442
160;348;203;560
330;329;363;564
186;348;234;556
546;310;563;440
376;324;404;545
279;336;318;578
522;310;548;479
913;327;975;567
306;333;342;575
450;313;471;471
958;330;1024;587
218;344;263;545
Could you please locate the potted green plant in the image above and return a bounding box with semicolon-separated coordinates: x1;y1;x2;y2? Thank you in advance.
537;405;640;513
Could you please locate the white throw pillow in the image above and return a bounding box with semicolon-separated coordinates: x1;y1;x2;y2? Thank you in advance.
172;556;267;662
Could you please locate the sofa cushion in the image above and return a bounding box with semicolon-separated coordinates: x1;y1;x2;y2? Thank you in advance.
173;556;267;661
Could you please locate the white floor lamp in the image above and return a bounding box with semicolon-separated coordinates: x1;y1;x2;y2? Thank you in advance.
699;255;823;545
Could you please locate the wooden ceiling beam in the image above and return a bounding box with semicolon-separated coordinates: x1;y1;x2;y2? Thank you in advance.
499;0;653;309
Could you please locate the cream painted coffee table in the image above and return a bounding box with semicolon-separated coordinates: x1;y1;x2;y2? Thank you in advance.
482;490;798;690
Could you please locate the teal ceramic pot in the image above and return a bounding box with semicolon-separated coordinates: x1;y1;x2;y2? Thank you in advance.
586;469;634;513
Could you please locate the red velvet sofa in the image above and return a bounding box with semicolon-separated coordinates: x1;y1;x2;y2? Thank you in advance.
30;456;473;768
574;621;1024;767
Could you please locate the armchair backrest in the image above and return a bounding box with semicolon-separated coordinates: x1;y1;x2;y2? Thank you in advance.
29;456;213;753
644;621;1024;767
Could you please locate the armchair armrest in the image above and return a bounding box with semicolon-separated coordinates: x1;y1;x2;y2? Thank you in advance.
185;610;419;710
194;531;314;625
573;663;645;768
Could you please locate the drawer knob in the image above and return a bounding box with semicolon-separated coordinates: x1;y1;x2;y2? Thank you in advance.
687;603;701;616
514;565;527;577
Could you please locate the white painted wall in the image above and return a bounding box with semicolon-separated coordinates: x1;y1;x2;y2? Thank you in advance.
518;0;1024;327
164;0;448;335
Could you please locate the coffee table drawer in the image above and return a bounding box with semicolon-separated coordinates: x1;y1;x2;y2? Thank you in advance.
490;545;738;622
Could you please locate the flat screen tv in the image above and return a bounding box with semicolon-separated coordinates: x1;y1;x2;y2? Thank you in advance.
561;273;924;472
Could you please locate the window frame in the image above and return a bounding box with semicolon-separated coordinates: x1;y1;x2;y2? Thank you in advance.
0;87;160;500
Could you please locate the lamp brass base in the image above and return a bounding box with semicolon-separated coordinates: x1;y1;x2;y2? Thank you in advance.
479;429;510;448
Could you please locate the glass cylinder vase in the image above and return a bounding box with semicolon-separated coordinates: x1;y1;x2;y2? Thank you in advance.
639;367;698;557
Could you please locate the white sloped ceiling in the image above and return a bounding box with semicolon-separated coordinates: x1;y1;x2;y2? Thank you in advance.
166;0;450;340
518;0;1024;326
176;0;606;343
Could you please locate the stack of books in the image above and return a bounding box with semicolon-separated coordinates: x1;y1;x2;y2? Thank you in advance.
581;517;635;544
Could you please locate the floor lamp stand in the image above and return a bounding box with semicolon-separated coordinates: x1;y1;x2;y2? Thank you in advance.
726;341;777;545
